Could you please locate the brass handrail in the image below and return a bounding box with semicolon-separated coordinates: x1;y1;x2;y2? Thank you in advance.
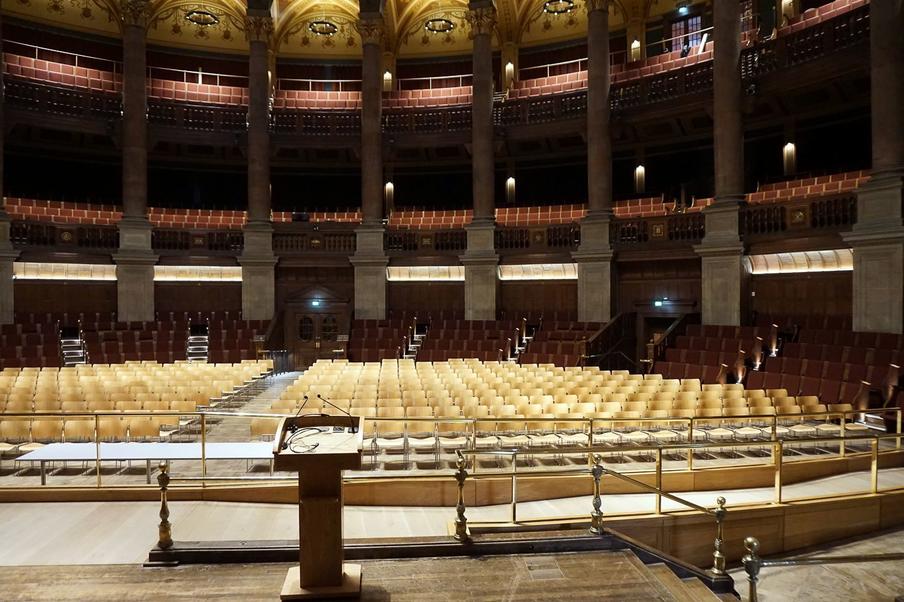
742;536;904;602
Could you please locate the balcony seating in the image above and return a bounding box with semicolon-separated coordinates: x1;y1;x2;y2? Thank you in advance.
149;77;248;106
273;89;361;110
2;52;121;92
384;86;472;109
746;171;869;204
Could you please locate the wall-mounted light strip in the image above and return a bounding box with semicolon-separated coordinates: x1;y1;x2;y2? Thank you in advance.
386;266;465;281
498;263;578;280
746;249;853;275
154;266;242;282
13;262;116;281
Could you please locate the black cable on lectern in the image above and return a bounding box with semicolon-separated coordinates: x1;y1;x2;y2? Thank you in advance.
316;394;358;433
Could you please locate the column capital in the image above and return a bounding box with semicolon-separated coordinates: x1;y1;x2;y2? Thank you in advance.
584;0;610;14
120;0;151;28
245;14;274;44
357;13;384;46
467;6;497;37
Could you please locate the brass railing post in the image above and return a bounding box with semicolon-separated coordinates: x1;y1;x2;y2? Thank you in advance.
712;496;727;575
742;536;762;602
839;413;846;457
870;438;879;494
454;451;470;542
590;454;604;534
157;461;173;550
897;409;902;450
774;439;783;504
510;451;518;524
655;448;663;515
687;418;694;471
94;413;102;488
200;413;208;479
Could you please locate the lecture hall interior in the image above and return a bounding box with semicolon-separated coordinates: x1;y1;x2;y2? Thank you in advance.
0;0;902;599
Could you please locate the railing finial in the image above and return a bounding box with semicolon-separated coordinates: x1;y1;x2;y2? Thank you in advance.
743;536;762;602
590;453;605;534
711;496;727;575
453;450;470;542
156;461;173;550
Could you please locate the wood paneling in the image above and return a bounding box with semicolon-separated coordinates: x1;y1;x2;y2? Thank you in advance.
388;282;465;317
154;283;242;313
499;281;577;319
276;267;354;308
14;281;116;314
616;259;702;314
750;272;852;319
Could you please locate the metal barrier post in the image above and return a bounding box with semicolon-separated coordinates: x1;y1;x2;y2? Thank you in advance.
712;496;727;575
742;536;762;602
590;454;604;534
839;414;846;457
454;451;470;542
897;410;902;450
687;418;695;470
157;462;173;550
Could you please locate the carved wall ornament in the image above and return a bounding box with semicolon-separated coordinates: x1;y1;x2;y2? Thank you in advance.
120;0;150;27
245;14;274;43
467;6;496;37
356;16;384;46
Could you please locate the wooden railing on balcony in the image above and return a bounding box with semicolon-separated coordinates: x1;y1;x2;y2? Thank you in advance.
10;221;119;250
494;225;581;252
740;193;857;238
611;212;705;247
147;100;246;132
272;228;357;254
384;229;468;254
4;78;121;119
151;229;244;253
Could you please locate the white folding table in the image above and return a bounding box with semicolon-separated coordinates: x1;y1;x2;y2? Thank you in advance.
16;441;274;485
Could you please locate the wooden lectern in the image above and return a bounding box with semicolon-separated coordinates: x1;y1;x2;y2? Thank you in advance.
273;414;364;600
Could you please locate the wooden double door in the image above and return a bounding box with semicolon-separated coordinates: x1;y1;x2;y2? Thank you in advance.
284;292;350;369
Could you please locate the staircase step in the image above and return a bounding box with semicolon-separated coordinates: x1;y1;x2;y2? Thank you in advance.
647;564;700;602
681;576;724;601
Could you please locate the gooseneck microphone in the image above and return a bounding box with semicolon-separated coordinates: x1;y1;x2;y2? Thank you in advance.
316;394;358;433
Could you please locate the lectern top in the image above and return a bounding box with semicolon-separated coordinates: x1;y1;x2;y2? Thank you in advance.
272;414;364;472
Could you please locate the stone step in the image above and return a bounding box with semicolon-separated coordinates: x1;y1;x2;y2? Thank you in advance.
647;563;723;602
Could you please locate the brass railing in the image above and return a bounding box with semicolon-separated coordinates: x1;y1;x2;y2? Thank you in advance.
741;536;904;602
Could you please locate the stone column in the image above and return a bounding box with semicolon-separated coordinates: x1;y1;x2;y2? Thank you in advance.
114;0;157;323
572;0;613;323
0;9;18;325
843;1;904;333
694;0;745;327
462;0;499;321
350;9;388;320
238;10;277;322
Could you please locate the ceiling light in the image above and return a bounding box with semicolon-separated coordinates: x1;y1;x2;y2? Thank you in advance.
543;0;575;15
309;20;338;37
424;18;455;34
185;9;219;26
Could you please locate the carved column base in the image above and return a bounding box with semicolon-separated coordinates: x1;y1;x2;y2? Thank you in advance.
461;220;498;321
114;252;157;323
240;221;276;322
351;224;388;320
572;251;613;324
843;172;904;333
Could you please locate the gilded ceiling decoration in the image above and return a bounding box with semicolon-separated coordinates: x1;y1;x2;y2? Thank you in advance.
2;0;682;58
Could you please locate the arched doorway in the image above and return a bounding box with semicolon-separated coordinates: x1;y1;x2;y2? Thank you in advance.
283;287;351;369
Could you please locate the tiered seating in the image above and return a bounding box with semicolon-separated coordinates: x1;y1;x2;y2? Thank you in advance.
256;360;866;469
207;319;268;363
347;319;410;362
416;320;520;362
519;321;603;367
0;321;61;369
747;170;869;204
385;86;472;109
149;77;248;106
0;360;271;447
83;321;189;364
659;324;769;381
273;88;361;110
2;50;120;92
4;198;358;229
